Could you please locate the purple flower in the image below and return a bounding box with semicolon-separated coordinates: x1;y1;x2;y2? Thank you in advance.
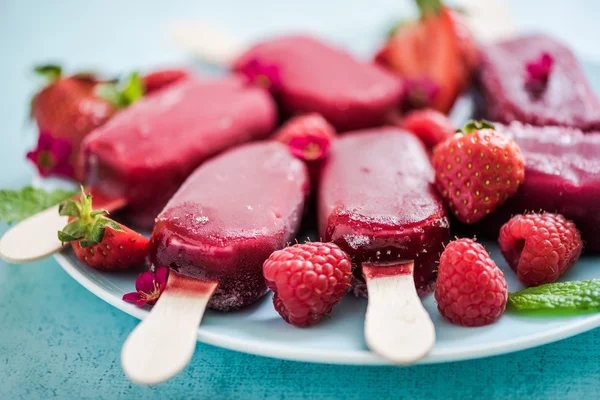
239;59;281;92
123;266;169;307
26;131;74;178
403;77;440;111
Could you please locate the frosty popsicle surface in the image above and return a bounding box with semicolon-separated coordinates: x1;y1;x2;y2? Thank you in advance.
150;141;310;310
233;35;403;132
318;127;449;295
82;76;277;228
479;34;600;131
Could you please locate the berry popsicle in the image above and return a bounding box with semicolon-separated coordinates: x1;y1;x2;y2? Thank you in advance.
82;76;277;229
122;141;309;384
232;35;404;132
478;34;600;131
318;127;449;363
473;122;600;251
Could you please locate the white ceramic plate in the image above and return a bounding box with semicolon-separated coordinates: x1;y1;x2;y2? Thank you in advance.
54;244;600;365
50;58;600;366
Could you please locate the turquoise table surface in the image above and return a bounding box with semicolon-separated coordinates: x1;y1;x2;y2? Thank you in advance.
2;1;600;398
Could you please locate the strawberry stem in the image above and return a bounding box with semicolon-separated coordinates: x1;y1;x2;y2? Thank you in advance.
415;0;443;17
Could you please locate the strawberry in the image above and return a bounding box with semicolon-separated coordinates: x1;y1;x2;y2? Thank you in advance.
30;66;146;181
30;65;117;180
57;188;149;271
431;120;525;224
143;68;191;94
400;108;455;150
375;0;479;113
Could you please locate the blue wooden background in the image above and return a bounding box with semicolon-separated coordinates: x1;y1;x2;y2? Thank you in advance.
2;1;600;398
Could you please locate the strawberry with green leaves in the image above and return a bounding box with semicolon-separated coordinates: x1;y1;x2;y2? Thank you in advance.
432;120;525;224
29;65;146;181
58;188;149;271
375;0;479;113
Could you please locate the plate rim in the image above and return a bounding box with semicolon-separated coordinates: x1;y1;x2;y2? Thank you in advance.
54;252;600;365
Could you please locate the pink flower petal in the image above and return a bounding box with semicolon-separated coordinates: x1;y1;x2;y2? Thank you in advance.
122;292;141;304
135;271;157;293
155;266;169;286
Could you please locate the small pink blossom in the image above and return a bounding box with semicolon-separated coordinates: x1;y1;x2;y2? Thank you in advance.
526;52;554;84
26;131;74;178
123;266;169;307
403;77;440;111
288;135;331;161
240;59;281;92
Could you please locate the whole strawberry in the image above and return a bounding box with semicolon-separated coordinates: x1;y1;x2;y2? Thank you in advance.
58;188;149;271
401;108;455;150
435;238;508;327
432;120;525;224
30;65;117;180
263;242;352;327
273;113;336;162
499;212;583;286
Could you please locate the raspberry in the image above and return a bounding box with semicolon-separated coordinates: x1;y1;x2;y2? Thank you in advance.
498;212;583;286
263;242;352;327
432;121;525;224
435;238;507;327
401;108;455;150
273;113;336;161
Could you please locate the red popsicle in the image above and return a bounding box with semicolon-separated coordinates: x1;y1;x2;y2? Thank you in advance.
318;127;448;363
82;76;278;228
232;35;404;132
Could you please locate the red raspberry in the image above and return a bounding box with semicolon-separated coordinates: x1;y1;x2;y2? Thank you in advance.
435;238;507;327
263;242;352;327
273;113;336;161
401;108;455;150
498;212;583;286
432;120;525;224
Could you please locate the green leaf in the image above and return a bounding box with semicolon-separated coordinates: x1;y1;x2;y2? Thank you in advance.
462;120;495;134
95;83;122;107
34;64;62;83
94;72;144;109
103;218;123;232
58;199;81;218
79;218;107;248
507;280;600;315
57;231;77;243
0;187;76;224
120;72;145;106
90;209;108;218
58;219;87;242
415;0;443;17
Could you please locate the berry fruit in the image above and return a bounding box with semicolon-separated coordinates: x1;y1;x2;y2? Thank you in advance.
58;188;149;271
499;212;583;286
401;108;455;150
432;120;525;224
273;113;336;162
263;242;352;327
435;238;508;327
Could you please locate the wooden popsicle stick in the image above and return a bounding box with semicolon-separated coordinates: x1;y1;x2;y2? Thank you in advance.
166;21;245;68
456;0;517;43
363;261;435;364
0;189;127;264
121;271;218;385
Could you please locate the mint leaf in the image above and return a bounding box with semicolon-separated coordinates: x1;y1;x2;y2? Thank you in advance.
0;187;75;224
34;64;62;82
507;280;600;315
